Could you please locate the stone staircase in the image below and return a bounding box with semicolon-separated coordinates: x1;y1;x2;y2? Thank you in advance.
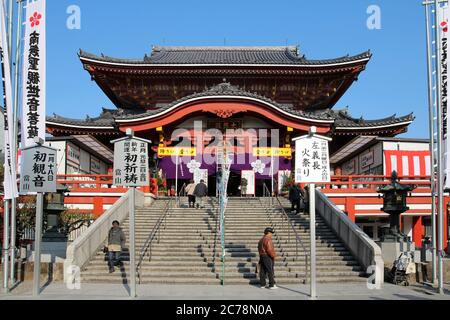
80;196;367;284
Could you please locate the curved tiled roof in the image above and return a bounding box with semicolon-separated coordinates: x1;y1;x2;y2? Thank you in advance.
47;108;119;128
46;86;413;131
79;46;371;66
113;82;335;122
331;108;414;128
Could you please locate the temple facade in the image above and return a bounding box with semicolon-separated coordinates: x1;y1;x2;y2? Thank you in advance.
46;46;414;196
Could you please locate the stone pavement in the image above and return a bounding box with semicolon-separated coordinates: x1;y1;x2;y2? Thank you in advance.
1;281;450;300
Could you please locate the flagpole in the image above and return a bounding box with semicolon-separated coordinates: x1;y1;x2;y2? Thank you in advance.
7;0;12;61
10;0;23;285
424;0;438;284
1;0;11;294
433;0;445;295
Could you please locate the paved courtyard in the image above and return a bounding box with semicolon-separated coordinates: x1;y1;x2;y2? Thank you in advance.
1;281;450;300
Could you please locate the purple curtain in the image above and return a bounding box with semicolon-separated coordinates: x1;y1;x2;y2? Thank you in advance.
158;153;292;179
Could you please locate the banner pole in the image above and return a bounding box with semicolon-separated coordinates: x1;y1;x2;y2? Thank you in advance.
33;192;43;296
10;0;23;285
309;183;316;299
2;199;10;292
129;187;136;298
7;0;12;62
424;0;438;284
175;153;178;206
433;0;445;295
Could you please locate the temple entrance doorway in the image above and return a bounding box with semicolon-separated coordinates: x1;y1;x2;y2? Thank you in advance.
226;172;241;197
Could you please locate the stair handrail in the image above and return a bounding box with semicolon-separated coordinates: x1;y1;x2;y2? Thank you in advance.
177;182;187;207
136;197;174;284
261;183;309;282
315;189;384;287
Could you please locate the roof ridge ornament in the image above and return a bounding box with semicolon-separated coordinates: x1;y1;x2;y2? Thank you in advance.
208;82;241;94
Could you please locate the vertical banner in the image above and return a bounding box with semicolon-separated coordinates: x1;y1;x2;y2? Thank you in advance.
113;138;149;187
21;0;46;148
0;0;18;199
438;2;450;189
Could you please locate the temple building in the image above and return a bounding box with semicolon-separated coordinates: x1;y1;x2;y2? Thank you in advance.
46;46;414;196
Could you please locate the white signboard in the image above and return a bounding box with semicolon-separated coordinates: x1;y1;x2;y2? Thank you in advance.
194;168;208;186
20;145;57;193
113;138;149;187
294;136;330;183
21;0;46;148
241;170;255;196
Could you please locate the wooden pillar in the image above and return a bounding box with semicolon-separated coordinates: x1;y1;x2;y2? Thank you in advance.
346;197;356;222
93;197;103;218
412;216;423;248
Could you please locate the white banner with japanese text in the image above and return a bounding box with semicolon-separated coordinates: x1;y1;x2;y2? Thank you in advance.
438;2;450;189
21;0;46;148
1;1;18;199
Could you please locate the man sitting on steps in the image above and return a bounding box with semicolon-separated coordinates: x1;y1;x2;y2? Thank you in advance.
258;227;278;289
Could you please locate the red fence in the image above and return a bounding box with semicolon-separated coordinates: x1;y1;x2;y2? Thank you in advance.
54;174;447;249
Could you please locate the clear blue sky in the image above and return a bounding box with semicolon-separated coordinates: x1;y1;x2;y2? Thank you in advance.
43;0;428;137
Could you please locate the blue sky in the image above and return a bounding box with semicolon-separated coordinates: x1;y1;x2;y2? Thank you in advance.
41;0;429;138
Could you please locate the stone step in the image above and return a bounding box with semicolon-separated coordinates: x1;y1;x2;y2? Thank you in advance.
82;270;365;280
80;276;366;285
85;259;360;268
83;265;363;274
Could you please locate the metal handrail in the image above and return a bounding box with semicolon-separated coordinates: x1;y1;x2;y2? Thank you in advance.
261;183;309;283
136;197;173;283
177;183;187;207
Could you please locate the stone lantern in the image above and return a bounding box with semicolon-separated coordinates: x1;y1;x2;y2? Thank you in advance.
377;171;417;266
30;184;70;263
42;184;69;242
377;171;415;242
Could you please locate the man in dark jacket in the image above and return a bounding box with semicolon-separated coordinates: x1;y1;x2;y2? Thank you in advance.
288;183;301;214
107;220;126;273
193;179;208;209
258;227;277;289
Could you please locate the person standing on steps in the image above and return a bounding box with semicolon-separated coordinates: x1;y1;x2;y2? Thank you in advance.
288;183;301;214
258;227;278;289
107;220;126;273
193;179;208;209
301;185;309;214
185;179;197;208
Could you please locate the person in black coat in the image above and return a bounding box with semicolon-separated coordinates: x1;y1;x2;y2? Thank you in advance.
288;183;301;214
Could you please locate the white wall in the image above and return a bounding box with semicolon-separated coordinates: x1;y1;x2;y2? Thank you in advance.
383;141;429;151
